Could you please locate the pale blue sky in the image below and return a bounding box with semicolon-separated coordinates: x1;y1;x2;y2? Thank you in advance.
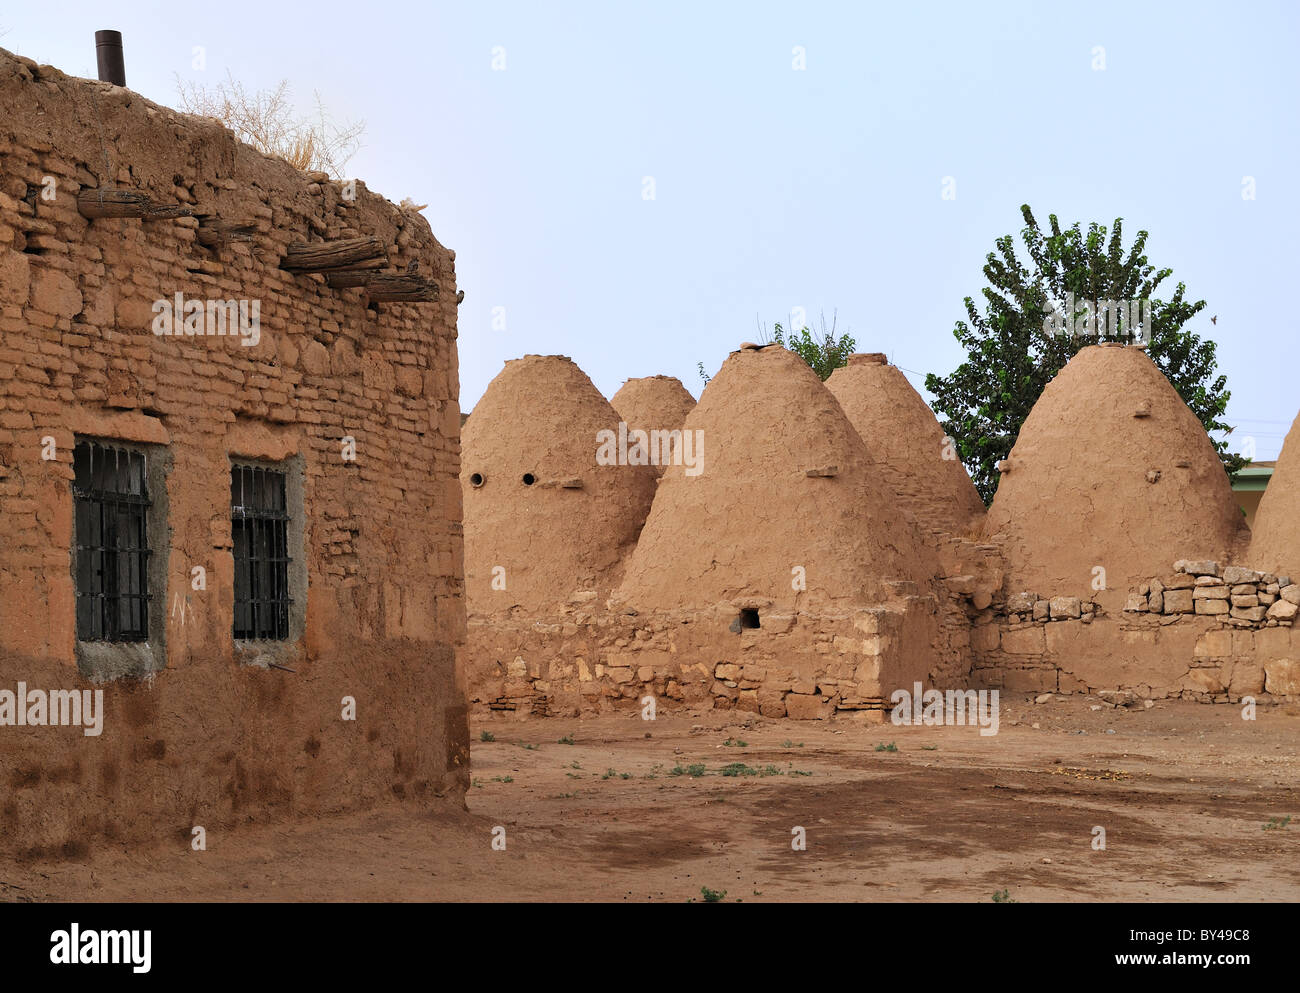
6;1;1296;457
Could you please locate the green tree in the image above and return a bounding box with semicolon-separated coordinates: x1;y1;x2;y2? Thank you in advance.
925;204;1246;505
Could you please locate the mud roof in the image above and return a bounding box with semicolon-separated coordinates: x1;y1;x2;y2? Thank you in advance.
983;344;1249;602
461;355;657;613
616;344;940;612
826;353;985;537
1248;410;1300;575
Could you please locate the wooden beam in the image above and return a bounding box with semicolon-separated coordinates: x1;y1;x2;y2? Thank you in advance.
78;188;194;220
324;259;390;289
364;273;439;303
281;236;386;272
195;217;257;248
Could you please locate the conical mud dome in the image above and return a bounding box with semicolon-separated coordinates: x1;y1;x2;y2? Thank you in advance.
826;353;985;536
611;376;697;478
615;345;940;612
1248;410;1300;576
461;355;657;613
983;344;1248;608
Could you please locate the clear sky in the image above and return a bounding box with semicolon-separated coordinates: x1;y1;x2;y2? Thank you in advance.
5;1;1296;457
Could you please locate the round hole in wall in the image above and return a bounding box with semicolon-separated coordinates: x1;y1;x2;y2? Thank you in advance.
521;473;536;486
469;472;485;488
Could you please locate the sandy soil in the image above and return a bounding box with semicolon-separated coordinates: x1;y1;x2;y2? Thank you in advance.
3;697;1297;902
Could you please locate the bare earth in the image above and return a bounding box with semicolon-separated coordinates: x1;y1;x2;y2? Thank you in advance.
3;697;1297;903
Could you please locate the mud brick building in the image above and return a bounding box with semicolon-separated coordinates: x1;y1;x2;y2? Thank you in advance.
0;48;467;855
465;342;1300;718
468;345;975;719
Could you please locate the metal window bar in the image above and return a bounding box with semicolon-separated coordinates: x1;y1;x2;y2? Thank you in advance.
72;441;151;642
231;464;292;640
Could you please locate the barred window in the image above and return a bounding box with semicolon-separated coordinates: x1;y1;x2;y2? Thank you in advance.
73;441;152;642
231;464;292;640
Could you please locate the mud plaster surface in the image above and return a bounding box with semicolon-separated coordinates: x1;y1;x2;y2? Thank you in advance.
1249;411;1300;576
983;345;1249;613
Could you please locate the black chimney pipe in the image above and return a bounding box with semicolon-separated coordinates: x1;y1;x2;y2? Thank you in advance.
95;30;126;86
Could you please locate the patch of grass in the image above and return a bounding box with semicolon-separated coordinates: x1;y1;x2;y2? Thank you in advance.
489;775;513;784
720;762;758;777
565;772;582;779
550;792;576;799
788;768;813;777
518;742;539;750
782;740;804;748
921;745;939;751
700;886;727;903
1263;816;1292;831
557;734;575;745
875;742;899;753
479;730;495;742
670;763;707;778
723;737;748;748
569;761;582;769
991;889;1016;903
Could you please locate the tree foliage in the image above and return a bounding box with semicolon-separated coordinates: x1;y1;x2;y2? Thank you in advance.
925;205;1246;505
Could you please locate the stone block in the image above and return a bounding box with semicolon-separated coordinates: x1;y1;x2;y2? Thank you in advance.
1006;592;1038;613
784;693;831;720
1264;658;1300;696
1001;626;1046;654
1222;566;1263;585
1049;596;1081;619
1267;600;1298;621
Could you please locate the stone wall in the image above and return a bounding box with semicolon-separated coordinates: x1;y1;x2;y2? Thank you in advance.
971;558;1300;702
469;586;974;721
0;48;467;856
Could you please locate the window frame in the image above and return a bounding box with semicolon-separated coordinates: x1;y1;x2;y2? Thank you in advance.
228;455;306;654
70;435;170;680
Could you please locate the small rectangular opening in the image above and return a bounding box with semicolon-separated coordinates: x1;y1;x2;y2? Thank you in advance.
739;608;761;630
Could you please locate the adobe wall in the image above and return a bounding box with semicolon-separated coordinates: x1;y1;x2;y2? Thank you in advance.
969;561;1300;702
468;586;975;720
0;49;467;856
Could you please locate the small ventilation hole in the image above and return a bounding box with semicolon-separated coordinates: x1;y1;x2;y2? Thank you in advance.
739;608;760;629
521;473;535;486
469;472;485;488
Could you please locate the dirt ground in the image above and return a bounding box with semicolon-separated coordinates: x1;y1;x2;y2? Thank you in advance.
3;696;1297;903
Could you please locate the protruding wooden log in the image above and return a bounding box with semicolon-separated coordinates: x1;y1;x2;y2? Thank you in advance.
281;236;386;272
78;188;194;220
364;273;439;302
323;259;390;288
195;218;257;248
